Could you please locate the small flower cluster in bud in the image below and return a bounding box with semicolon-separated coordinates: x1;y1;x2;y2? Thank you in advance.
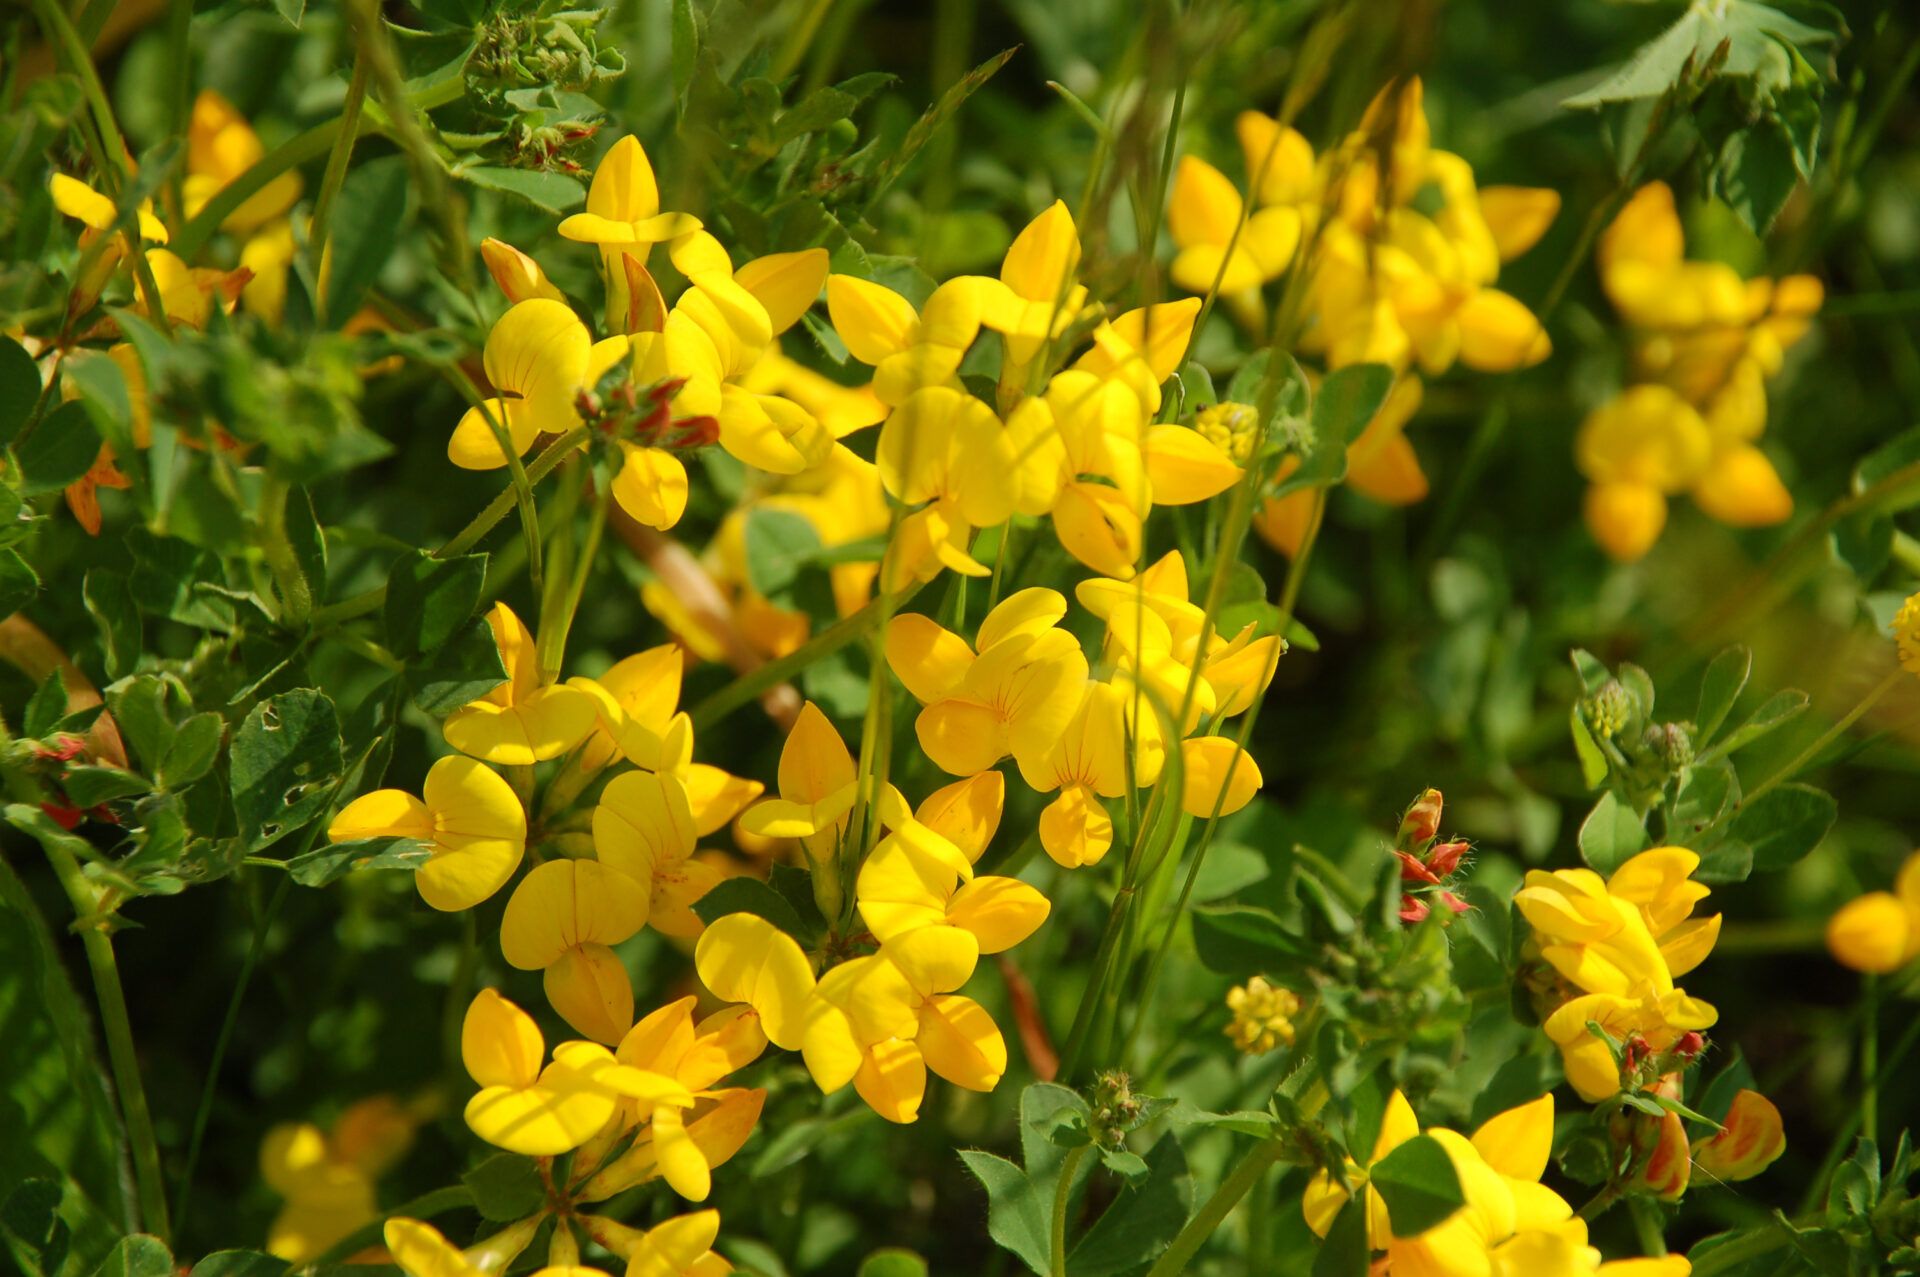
1087;1071;1146;1149
1224;976;1301;1055
1642;720;1694;771
4;731;124;829
510;121;600;176
1194;402;1261;463
1582;680;1637;740
574;374;719;451
1392;788;1472;923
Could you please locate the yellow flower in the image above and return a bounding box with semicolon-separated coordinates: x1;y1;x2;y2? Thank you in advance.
801;925;1001;1123
576;997;768;1204
592;770;723;939
873;385;1035;586
1898;595;1920;676
692;912;820;1055
1690;1088;1786;1182
1304;1090;1575;1277
460;988;692;1156
1013;680;1164;868
1826;848;1920;972
975;200;1091;380
1515;848;1721;996
327;755;526;912
261;1096;418;1262
442;603;599;765
616;1210;733;1277
557;136;703;329
1575;385;1711;561
567;646;762;833
500;858;651;1044
448;299;631;471
1223;976;1300;1054
184;89;303;231
856;773;1050;946
384;1216;547;1277
827;273;996;408
885;587;1090;776
737;700;858;874
1166;154;1303;295
1541;987;1716;1102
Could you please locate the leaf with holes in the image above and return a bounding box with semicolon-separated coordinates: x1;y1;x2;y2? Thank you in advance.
229;689;343;852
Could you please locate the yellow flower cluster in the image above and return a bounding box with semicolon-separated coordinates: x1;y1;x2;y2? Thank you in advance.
1514;848;1721;1101
383;1209;731;1277
1161;80;1559;556
260;1095;422;1262
1579;182;1822;560
1223;975;1300;1054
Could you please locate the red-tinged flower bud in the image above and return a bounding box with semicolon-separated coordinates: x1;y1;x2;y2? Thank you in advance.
1399;894;1430;924
1623;1034;1651;1071
670;415;721;449
1394;849;1440;884
1691;1090;1786;1182
1671;1032;1706;1062
1631;1108;1691;1200
1427;841;1469;877
1652;1071;1684;1102
32;733;89;763
1397;788;1444;848
1437;891;1470;915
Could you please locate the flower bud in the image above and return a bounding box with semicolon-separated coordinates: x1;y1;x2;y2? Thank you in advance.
1632;1108;1691;1200
1691;1089;1786;1181
1427;841;1469;877
1397;788;1444;847
480;238;564;306
1643;721;1694;771
1583;680;1636;740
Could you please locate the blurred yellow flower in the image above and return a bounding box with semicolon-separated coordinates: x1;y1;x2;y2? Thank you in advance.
1223;976;1300;1054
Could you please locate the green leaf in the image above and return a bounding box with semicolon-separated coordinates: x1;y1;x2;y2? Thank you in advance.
1189;904;1305;975
63;350;132;457
854;1250;928;1277
457;166;586;214
1563;9;1711;106
159;713;224;790
407;616;509;714
956;1150;1049;1275
1570;649;1611;694
1732;783;1836;872
384;551;488;658
270;0;305;27
670;0;706;122
1;1180;70;1277
285;836;432;887
324;156;413;328
867;47;1018;209
1695;646;1752;743
1715;120;1802;236
1570;708;1608;789
93;1235;173;1277
743;507;823;605
15;401;101;494
690;876;810;941
1854;426;1920;495
1701;688;1809;761
462;1152;546;1222
1670;765;1737;836
83;570;141;681
287;488;328;602
1313;363;1394;449
1369;1133;1467;1238
1310;1198;1369;1277
190;1251;290;1277
1833;511;1893;581
0;549;41;619
23;674;66;741
0;336;40;446
229;689;343;852
1577;791;1647;875
60;766;150;809
1068;1132;1193;1276
106;677;174;772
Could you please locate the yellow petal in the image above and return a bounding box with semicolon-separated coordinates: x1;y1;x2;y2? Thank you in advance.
629;1212;722;1277
827;275;919;366
329;788;433;843
916;993;1006;1091
50;173;115;230
1477;187;1560;262
856;833;957;944
854;1037;926;1124
800;1000;865;1092
1470;1093;1553;1181
416;757;527;911
481;237;566;305
680;763;764;838
780;701;857;806
1000;201;1081;303
612;443;690;530
1039;784;1113;869
1692;444;1792;527
1144;425;1243;505
649;1101;711;1201
885;923;980;997
586;135;660;221
1052;482;1144;579
1455;289;1551;371
946;876;1050;952
1583;481;1667;562
1826;892;1910;973
463;1080;616;1157
1181;737;1261;818
915;698;1009;777
735;248;829;336
501;858;652;969
544;943;637;1045
678;1006;770;1090
1597;182;1684;275
462;988;544;1090
976;587;1068;651
593;770;699;885
882;609;969;703
384;1219;478;1277
1235;112;1316;207
693;913;817;1050
1167;156;1244;249
914;772;1005;864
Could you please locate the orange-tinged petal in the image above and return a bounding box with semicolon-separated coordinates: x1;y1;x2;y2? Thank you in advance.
482;237;566;305
915;772;1005;864
1584;481;1667;562
853;1038;926;1123
1826;892;1910;973
544;943;637;1045
946;876;1050;952
1692;1089;1786;1181
1180;736;1261;818
916;993;1006;1091
1692;445;1792;527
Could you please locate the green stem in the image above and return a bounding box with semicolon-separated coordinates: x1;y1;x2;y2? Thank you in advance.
40;843;171;1244
1057;884;1136;1082
256;476;313;630
174;873;290;1240
1628;1196;1668;1256
30;0;129;187
542;464;608;683
688;577;928;731
434;358;544;595
309;48;371;324
1738;667;1902;806
1862;973;1880;1147
1796;1008;1920;1215
173;74;466;260
1140;1135;1287;1277
1050;1143;1089;1277
308;426;589;629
